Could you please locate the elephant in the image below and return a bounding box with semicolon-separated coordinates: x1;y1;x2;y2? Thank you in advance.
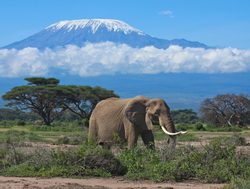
88;96;187;149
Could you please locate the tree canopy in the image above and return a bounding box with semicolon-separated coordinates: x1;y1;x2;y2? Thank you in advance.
171;109;199;124
2;77;118;125
25;77;60;86
200;94;250;127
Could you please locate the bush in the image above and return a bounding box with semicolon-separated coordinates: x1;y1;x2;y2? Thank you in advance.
0;143;126;177
195;122;206;131
16;120;26;126
118;137;250;183
1;137;250;183
223;179;250;189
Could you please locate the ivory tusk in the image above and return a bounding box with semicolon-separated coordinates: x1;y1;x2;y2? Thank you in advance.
160;126;188;136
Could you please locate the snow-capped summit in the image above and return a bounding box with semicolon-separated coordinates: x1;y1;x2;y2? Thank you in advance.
46;19;145;35
3;18;208;49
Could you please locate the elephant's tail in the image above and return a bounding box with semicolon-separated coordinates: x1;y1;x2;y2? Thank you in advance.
88;117;98;144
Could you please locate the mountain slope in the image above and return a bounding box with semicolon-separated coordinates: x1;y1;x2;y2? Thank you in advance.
3;19;208;49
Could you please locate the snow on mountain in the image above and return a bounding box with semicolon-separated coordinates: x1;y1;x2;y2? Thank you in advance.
46;19;145;35
3;18;208;49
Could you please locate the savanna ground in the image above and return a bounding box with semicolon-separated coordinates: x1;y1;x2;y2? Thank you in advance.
0;121;250;189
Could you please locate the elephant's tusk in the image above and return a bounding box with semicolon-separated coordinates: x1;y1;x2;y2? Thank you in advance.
160;126;188;136
180;131;188;134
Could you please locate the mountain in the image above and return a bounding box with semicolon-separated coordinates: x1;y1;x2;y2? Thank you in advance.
3;19;208;49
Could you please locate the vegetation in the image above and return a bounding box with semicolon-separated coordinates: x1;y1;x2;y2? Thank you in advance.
171;109;199;124
0;108;38;121
1;80;250;186
0;133;249;184
2;77;118;125
200;94;250;127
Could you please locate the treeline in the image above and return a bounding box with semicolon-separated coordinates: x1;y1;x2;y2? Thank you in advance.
1;77;250;127
1;77;118;125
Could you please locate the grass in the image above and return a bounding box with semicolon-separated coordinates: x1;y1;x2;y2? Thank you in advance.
177;133;199;142
0;143;125;177
118;137;250;183
0;135;249;184
222;179;250;189
0;121;250;185
0;130;45;143
0;121;88;144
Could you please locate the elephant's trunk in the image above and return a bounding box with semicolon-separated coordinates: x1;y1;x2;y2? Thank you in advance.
159;112;187;148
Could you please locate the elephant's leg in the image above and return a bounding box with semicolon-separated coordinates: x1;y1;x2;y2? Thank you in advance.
141;130;155;149
127;127;139;149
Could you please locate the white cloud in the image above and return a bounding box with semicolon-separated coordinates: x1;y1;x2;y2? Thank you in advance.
0;43;250;77
159;10;174;17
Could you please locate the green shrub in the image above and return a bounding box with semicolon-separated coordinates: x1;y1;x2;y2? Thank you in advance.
1;137;250;183
223;179;250;189
16;120;26;126
118;137;250;183
195;122;206;131
0;143;125;177
212;134;247;146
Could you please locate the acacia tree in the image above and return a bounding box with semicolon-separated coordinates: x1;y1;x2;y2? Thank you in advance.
2;77;65;125
200;94;250;127
2;77;119;126
59;86;118;120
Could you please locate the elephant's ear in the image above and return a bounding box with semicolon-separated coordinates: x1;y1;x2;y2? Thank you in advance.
125;99;149;130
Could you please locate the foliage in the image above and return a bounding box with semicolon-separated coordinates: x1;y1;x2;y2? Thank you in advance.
59;85;118;120
0;108;38;121
171;109;199;124
2;84;65;125
0;130;44;143
177;133;199;142
25;77;59;86
200;94;250;127
118;138;250;183
0;143;126;177
0;136;250;182
211;133;247;146
223;179;250;189
194;122;206;131
2;77;118;126
55;135;86;145
30;120;85;132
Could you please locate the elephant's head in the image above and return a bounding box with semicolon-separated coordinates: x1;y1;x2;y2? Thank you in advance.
125;96;187;148
145;98;187;147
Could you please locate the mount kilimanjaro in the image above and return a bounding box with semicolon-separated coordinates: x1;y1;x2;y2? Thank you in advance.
3;18;208;49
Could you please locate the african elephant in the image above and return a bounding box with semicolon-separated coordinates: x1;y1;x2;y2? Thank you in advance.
88;96;186;149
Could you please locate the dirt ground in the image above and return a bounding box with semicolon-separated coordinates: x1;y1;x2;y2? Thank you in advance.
0;176;225;189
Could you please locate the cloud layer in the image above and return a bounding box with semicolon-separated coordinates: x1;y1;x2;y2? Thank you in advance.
0;42;250;77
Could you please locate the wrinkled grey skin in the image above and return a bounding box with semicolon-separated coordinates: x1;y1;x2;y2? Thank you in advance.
88;96;177;149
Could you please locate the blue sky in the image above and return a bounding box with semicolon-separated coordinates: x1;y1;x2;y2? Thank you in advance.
0;0;250;49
